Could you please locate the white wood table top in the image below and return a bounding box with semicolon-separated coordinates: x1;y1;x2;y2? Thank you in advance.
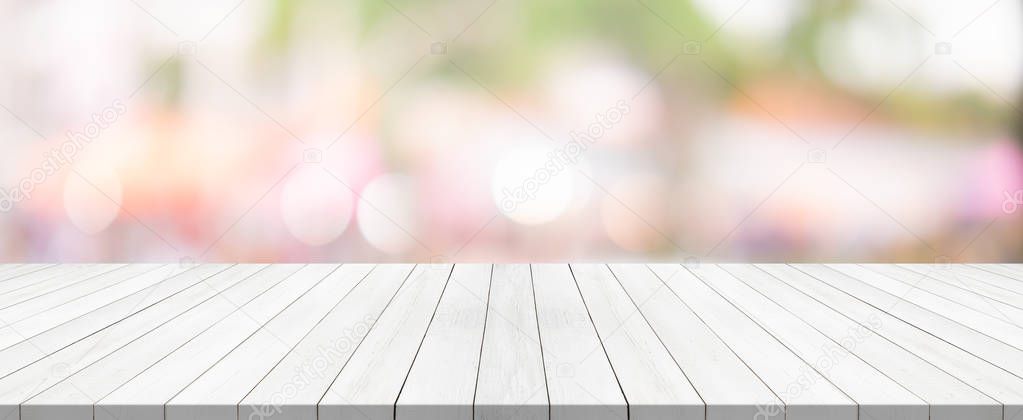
0;263;1021;420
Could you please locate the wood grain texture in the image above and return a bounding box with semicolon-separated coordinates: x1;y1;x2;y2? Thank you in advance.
22;264;297;420
609;264;783;420
474;264;548;420
573;264;704;420
97;264;336;420
650;264;856;420
718;264;989;420
238;264;415;420
319;264;452;420
867;264;1023;323
396;264;491;420
166;264;375;420
760;264;1023;420
829;264;1023;350
0;265;54;284
533;264;626;420
0;264;1014;420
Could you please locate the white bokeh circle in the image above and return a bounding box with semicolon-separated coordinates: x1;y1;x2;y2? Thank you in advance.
357;174;418;254
491;144;575;225
63;167;122;235
280;167;354;246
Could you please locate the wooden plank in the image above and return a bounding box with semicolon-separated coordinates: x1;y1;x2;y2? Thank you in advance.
829;264;1023;350
0;265;55;283
711;265;928;420
0;264;229;377
792;264;1023;378
997;264;1023;277
608;264;783;420
533;264;626;420
3;263;1023;419
395;264;491;420
954;264;1023;295
0;264;248;420
0;264;162;327
97;264;340;420
887;265;1023;320
0;265;113;298
978;264;1023;281
319;265;452;420
649;264;856;420
759;264;1023;420
0;265;22;275
572;264;703;420
20;264;301;420
719;264;994;420
897;264;1023;310
474;264;549;420
0;265;127;310
960;265;1023;296
166;264;375;420
238;264;415;420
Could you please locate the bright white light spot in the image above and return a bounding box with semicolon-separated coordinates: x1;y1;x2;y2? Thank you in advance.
546;58;661;145
64;167;122;234
692;0;803;42
358;174;418;254
818;10;925;93
280;167;353;246
492;144;575;225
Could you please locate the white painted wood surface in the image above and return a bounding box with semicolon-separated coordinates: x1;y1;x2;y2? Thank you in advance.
238;264;414;420
947;265;1023;303
608;264;783;420
758;264;1023;420
0;265;54;284
97;264;335;420
396;264;490;420
473;264;548;420
533;264;626;420
718;264;993;420
651;264;856;420
319;265;452;420
0;264;1019;420
969;265;1023;293
166;264;375;420
829;264;1023;350
867;264;1023;324
573;264;703;420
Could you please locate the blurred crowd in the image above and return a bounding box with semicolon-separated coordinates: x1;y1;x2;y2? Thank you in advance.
0;0;1020;262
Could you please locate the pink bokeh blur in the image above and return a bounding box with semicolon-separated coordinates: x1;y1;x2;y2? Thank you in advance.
0;0;1021;262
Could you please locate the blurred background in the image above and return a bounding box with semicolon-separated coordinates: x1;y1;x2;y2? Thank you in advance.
0;0;1021;262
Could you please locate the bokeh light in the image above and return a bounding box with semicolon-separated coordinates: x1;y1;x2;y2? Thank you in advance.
0;0;1020;262
492;142;576;225
358;174;419;254
280;167;353;247
63;165;122;235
